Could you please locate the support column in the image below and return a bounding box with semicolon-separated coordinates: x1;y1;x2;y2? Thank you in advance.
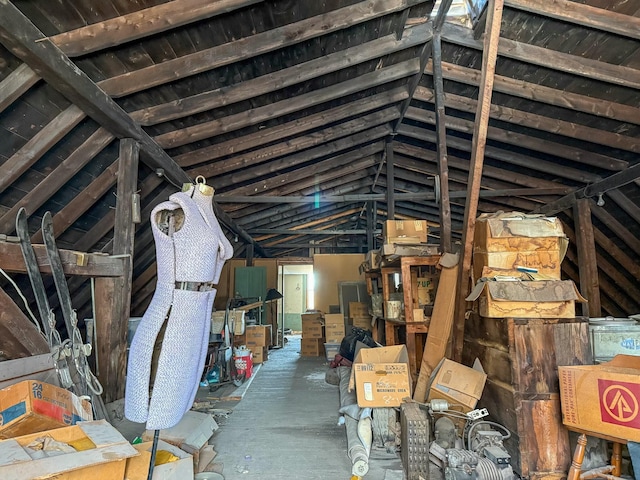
386;137;395;219
96;138;139;402
574;199;601;316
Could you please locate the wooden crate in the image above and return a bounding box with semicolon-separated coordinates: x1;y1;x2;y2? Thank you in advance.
463;314;591;479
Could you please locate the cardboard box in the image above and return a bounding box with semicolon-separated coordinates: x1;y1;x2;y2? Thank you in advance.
143;411;218;472
466;279;585;319
383;219;428;244
365;249;381;270
245;325;271;346
427;359;487;412
559;355;640;442
352;316;373;330
233;332;246;346
301;313;324;339
249;345;268;364
324;313;344;326
349;302;369;319
349;345;412;407
0;380;93;439
301;338;325;356
473;212;567;282
325;323;346;342
125;439;193;480
0;420;138;480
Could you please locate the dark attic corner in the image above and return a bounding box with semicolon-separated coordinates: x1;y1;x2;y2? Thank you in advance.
0;0;638;478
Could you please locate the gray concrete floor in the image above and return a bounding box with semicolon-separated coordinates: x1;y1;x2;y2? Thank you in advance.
209;334;405;480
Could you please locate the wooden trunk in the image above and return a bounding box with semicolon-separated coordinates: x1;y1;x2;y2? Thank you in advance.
463;313;591;479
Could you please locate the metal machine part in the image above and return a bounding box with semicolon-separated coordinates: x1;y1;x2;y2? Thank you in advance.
401;402;430;480
434;417;458;449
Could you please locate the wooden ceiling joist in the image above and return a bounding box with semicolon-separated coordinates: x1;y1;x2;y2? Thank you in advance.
428;60;640;126
98;0;429;98
175;88;408;167
0;128;114;234
504;0;640;41
132;24;429;126
442;23;640;89
154;58;420;149
50;0;263;57
0;63;39;114
0;0;190;186
0;105;85;195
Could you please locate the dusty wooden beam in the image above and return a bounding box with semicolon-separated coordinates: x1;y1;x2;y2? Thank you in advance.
432;32;451;252
50;0;263;56
0;63;39;114
0;105;85;196
505;0;640;41
0;129;114;235
0;288;49;359
96;138;139;403
442;22;640;89
386;137;396;218
573;199;601;317
428;60;640;126
175;88;408;167
0;239;124;277
0;0;189;186
98;0;427;97
155;58;420;149
131;24;429;126
453;0;504;362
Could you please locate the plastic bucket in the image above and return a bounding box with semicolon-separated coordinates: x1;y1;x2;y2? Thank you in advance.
386;300;402;319
234;347;253;379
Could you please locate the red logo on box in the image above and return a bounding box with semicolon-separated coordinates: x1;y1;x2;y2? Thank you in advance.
598;379;640;428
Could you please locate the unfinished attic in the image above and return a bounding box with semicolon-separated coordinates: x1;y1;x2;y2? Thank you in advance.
0;0;639;478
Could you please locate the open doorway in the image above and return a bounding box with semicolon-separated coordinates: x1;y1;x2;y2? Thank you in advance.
279;264;314;333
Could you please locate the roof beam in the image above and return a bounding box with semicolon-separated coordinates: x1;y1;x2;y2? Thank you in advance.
131;24;429;126
154;58;420;149
98;0;429;98
0;0;189;186
49;0;263;56
427;60;640;126
442;22;640;89
0;63;39;114
505;0;640;41
174;88;408;167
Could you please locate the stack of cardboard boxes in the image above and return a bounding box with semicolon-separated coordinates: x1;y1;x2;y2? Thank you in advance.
301;313;325;357
382;219;429;256
323;313;346;361
236;325;271;364
349;302;372;330
467;212;584;318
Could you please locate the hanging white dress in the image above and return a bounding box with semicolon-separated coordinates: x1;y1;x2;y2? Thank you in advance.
125;185;232;429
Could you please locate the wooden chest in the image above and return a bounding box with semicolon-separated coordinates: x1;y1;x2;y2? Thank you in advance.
463;314;591;479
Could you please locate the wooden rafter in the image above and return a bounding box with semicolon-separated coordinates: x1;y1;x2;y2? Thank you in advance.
443;23;640;89
131;24;429;126
154;58;420;149
0;63;39;114
98;0;429;98
49;0;263;56
0;0;189;186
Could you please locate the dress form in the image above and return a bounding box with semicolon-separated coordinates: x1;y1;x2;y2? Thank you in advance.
125;177;232;429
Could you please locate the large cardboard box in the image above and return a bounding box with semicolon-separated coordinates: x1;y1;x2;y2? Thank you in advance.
427;359;487;412
349;302;369;319
0;380;93;439
559;355;640;442
325;323;346;342
301;338;325;357
349;345;412;407
466;278;585;319
324;313;344;326
383;219;428;244
0;420;138;480
245;325;272;346
473;212;568;282
249;345;268;364
125;439;193;480
301;313;324;339
352;316;373;330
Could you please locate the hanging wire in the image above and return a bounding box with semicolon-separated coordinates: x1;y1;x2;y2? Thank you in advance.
0;266;44;336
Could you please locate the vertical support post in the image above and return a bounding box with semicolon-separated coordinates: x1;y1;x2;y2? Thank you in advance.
574;199;601;316
96;138;139;402
432;32;452;253
366;201;374;251
452;0;504;362
246;243;254;267
386;137;395;220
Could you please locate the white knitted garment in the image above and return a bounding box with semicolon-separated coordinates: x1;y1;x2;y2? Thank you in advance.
125;190;232;429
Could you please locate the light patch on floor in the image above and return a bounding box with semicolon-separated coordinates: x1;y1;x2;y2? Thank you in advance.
304;369;337;389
